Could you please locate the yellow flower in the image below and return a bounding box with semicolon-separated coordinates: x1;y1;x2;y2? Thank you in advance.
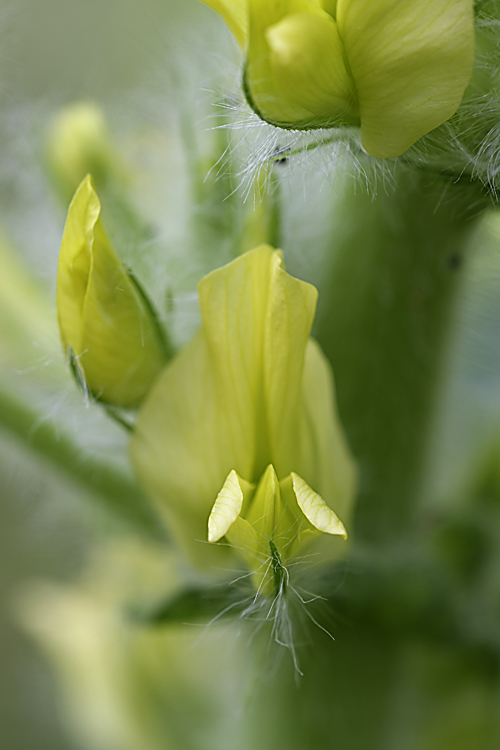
130;246;356;594
47;102;125;201
201;0;475;158
56;175;169;408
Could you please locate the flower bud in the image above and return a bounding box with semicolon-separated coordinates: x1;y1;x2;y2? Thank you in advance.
56;175;169;408
46;102;125;201
201;0;475;158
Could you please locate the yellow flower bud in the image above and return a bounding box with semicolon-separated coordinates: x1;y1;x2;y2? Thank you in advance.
201;0;475;158
46;102;125;201
131;246;356;593
56;175;169;408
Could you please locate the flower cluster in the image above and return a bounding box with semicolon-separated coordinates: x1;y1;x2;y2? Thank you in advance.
56;195;356;596
201;0;475;157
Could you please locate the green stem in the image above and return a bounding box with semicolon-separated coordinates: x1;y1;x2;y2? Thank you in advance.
241;172;493;750
315;170;489;544
0;387;162;537
267;168;282;250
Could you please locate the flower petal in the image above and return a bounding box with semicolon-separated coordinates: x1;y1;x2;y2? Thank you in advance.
319;0;337;16
246;0;328;124
131;246;315;564
295;339;356;524
249;0;322;32
131;332;226;565
227;516;268;594
245;464;281;542
208;470;245;543
225;517;259;564
337;0;475;157
198;245;317;483
57;176;167;407
56;176;96;352
266;12;357;122
200;0;248;48
262;252;317;480
198;245;275;483
291;472;347;538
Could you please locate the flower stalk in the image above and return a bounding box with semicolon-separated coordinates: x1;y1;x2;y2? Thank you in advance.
316;170;490;543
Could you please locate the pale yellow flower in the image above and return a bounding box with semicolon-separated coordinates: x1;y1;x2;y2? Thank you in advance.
131;246;356;594
201;0;475;157
47;102;125;200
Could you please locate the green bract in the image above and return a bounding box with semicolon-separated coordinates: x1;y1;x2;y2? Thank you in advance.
201;0;475;158
56;175;168;408
130;246;356;593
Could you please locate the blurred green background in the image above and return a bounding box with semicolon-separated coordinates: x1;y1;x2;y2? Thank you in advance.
0;2;213;748
3;2;500;749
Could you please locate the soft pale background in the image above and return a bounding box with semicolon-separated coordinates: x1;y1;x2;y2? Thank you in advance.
2;1;500;749
0;2;209;747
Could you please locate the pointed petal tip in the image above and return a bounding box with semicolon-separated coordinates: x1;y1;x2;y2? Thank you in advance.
200;0;248;48
262;463;279;481
72;172;96;202
291;472;348;539
207;469;244;543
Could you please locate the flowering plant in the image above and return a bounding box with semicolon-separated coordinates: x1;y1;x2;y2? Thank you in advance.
201;0;475;156
4;2;500;749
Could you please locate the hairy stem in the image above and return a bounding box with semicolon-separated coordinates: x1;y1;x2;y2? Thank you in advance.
316;170;489;543
0;387;162;537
